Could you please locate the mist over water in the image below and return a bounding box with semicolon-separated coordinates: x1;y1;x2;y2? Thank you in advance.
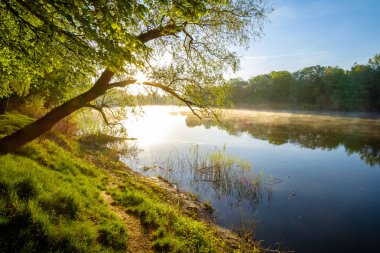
121;106;380;252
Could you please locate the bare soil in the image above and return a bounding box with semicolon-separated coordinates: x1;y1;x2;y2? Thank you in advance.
101;191;153;253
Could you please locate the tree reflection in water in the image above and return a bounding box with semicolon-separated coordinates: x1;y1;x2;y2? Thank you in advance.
183;110;380;166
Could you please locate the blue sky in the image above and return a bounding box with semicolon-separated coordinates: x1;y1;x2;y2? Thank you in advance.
234;0;380;79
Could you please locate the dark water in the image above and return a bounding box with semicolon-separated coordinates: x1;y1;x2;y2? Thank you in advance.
121;106;380;253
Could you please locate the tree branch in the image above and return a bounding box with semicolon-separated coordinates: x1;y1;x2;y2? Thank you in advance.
108;79;137;88
84;104;117;127
137;22;186;43
142;81;202;118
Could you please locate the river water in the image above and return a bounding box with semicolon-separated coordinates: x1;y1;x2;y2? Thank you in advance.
120;106;380;252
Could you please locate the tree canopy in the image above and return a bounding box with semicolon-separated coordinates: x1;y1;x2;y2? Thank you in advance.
1;0;270;108
230;54;380;112
0;0;271;152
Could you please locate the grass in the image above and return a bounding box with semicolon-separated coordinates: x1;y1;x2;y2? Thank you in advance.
0;126;127;252
0;113;34;137
110;179;222;253
0;113;263;252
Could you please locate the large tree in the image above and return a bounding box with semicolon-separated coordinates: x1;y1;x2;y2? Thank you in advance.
0;0;270;153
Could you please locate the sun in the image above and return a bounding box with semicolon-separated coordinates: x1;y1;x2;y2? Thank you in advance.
124;71;148;95
134;71;147;84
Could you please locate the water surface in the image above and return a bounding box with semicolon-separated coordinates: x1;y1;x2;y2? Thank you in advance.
121;106;380;252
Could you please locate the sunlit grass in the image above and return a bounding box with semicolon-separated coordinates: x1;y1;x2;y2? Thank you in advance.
0;113;34;137
0;113;259;252
109;177;222;253
0;118;128;252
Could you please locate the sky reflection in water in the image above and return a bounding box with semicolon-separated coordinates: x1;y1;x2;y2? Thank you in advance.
121;106;380;253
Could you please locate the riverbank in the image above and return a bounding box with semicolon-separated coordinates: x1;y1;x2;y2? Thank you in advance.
0;113;263;252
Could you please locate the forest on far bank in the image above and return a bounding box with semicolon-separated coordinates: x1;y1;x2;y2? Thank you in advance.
129;54;380;113
229;54;380;112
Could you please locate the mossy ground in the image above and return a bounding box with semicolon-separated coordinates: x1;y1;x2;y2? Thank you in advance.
0;113;262;252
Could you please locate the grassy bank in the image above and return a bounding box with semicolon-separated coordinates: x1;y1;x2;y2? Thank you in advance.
0;113;260;252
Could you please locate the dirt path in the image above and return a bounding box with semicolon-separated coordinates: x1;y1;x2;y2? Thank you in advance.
101;191;153;253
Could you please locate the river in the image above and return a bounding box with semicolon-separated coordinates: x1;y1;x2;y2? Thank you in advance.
120;106;380;252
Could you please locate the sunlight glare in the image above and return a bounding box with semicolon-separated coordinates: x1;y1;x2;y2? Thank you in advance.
125;71;148;95
122;107;187;147
135;71;147;84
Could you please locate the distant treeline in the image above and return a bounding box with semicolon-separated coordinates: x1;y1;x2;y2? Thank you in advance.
133;94;180;105
230;54;380;112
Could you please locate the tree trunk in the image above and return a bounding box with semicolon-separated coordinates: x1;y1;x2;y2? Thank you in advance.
0;69;114;153
0;97;9;115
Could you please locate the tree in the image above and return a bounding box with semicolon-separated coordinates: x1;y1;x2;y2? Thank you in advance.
227;53;380;111
321;66;347;110
247;74;272;104
292;65;325;106
0;0;271;153
269;71;292;103
229;78;249;105
365;54;380;111
0;5;96;112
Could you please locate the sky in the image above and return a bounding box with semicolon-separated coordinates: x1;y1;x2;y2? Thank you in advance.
233;0;380;80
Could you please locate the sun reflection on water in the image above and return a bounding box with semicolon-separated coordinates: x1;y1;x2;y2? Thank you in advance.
122;106;189;147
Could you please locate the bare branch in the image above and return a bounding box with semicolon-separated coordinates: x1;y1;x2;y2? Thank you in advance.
137;22;187;43
142;81;203;118
84;104;118;127
108;79;137;88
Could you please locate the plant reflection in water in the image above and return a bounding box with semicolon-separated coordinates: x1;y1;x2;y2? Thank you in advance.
145;145;277;212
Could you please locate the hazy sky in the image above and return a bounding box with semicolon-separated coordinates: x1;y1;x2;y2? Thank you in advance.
234;0;380;80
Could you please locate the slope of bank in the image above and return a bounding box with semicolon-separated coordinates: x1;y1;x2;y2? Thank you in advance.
0;113;261;253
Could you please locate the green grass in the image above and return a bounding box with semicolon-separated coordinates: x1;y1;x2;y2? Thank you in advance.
110;176;222;253
0;113;258;252
0;113;34;137
0;139;127;252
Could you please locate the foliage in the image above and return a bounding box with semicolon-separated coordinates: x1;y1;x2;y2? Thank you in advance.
0;0;271;112
0;8;94;104
230;53;380;112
